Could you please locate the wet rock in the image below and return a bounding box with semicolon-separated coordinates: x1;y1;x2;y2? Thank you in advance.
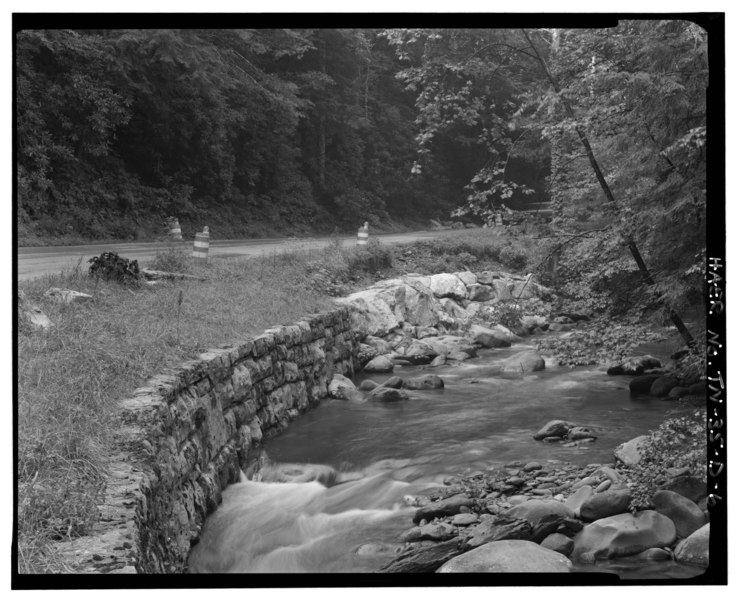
674;523;709;567
579;488;631;522
429;355;447;367
501;351;545;373
402;374;445;390
540;533;574;557
629;374;662;394
358;380;379;392
501;499;575;542
413;494;474;524
379;538;465;573
463;516;534;548
365;335;393;355
572;510;676;561
652;490;706;538
258;463;339;485
594;480;611;493
685;381;706;398
368;387;409;402
356;542;398;555
668;386;689;398
565;486;594;516
467;284;495;302
557;518;584;536
568;426;596;441
533;420;571;441
328;374;357;399
452;513;480;526
363;355;395;373
401;340;438;365
469;324;512;348
633;547;672;561
549;323;573;332
378;376;404;389
437;540;572;573
595;466;621;484
418;522;457;541
614;435;649;467
658;475;706;504
523;462;542;472
650;376;680;397
520;315;549;332
623;355;662;375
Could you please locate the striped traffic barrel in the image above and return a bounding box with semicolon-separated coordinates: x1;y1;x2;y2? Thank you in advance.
192;226;210;260
169;218;183;240
357;221;369;246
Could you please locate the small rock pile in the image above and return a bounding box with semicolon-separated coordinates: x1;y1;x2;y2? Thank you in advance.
607;355;705;400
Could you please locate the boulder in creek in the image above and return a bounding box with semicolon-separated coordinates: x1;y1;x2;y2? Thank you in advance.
452;513;480;526
657;475;706;504
469;324;512;348
358;380;379;392
378;376;404;389
356;343;377;368
437;540;572;573
327;374;357;399
407;273;469;301
501;351;546;373
631;547;672;561
564;485;594;517
368;387;409;403
668;385;690;398
364;335;393;355
379;538;465;573
614;435;649;467
501;499;576;542
651;490;706;538
429;355;447;367
413;493;474;524
674;523;709;567
418;522;457;541
579;488;632;522
572;510;677;562
463;516;534;548
540;532;575;557
685;381;706;398
400;340;438;365
650;375;680;397
363;355;395;373
335;283;404;337
629;374;662;394
568;426;596;441
533;420;571;440
402;374;445;390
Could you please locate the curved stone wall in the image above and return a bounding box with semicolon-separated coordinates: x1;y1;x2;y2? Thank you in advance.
55;307;357;573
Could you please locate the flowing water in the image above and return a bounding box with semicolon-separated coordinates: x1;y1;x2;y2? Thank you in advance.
188;335;703;578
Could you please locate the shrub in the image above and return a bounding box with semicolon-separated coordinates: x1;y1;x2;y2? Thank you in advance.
88;252;140;285
623;409;706;511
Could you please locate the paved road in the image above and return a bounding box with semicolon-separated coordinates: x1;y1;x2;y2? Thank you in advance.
16;230;452;281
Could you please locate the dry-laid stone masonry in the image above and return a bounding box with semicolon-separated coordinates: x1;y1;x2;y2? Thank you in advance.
54;307;357;574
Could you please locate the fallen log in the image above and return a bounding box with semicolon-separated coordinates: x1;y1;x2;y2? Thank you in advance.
140;268;207;282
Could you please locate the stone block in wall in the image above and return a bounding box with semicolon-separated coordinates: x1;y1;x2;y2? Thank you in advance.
231;398;258;428
283;361;300;383
234;340;254;360
249;416;263;444
213;379;235;409
230;362;253;401
264;326;287;345
252;333;276;357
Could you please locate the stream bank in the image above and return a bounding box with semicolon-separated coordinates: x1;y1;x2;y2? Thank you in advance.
188;270;708;577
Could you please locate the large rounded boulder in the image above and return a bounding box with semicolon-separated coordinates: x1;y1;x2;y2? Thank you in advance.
572;510;676;562
674;523;709;567
651;490;706;538
501;351;545;373
437;540;572;573
579;488;631;522
501;499;575;542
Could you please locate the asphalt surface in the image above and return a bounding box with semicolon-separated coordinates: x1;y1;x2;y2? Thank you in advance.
16;230;450;281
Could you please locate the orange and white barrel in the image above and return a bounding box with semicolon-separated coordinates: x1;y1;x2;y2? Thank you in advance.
169;218;183;240
357;221;369;246
193;226;210;260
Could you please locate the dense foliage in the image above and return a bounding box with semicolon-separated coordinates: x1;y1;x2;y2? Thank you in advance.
17;29;460;243
623;408;707;511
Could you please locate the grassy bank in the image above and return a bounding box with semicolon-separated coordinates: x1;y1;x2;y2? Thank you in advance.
18;228;541;573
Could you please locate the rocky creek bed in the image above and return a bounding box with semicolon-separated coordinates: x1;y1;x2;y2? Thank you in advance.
188;270;709;577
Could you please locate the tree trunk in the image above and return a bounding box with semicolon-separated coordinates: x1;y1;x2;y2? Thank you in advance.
521;29;694;346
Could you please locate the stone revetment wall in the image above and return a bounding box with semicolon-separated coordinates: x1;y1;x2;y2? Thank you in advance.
60;307;357;574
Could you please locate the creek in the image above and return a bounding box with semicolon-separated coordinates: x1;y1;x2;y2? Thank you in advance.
188;334;702;578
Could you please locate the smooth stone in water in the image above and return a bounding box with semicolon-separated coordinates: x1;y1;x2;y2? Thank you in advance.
572;510;676;561
502;499;575;542
674;523;709;567
402;374;444;390
533;420;571;441
363;355;395;373
564;485;594;517
437;540;572;573
629;374;661;394
368;387;409;402
413;494;474;524
540;532;575;557
651;490;706;538
579;488;631;522
501;351;546;373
